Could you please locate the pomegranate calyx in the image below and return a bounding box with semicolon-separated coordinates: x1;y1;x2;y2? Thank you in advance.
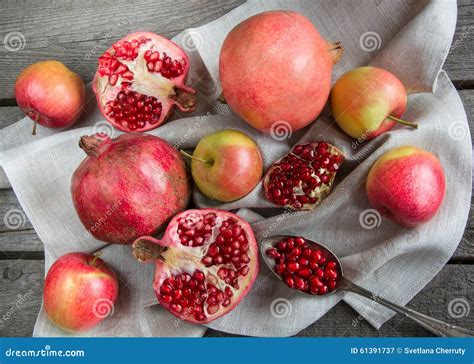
328;41;343;64
79;134;111;157
132;236;167;263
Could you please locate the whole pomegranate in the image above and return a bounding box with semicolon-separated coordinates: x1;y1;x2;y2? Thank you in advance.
133;209;259;323
263;142;344;210
14;60;86;134
93;32;196;132
219;11;342;133
71;133;191;244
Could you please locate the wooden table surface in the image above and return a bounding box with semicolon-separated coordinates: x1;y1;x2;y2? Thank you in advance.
0;0;472;337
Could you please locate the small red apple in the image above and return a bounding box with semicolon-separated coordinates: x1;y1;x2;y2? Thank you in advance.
43;252;119;332
366;146;446;227
14;60;86;134
183;129;263;202
330;66;417;140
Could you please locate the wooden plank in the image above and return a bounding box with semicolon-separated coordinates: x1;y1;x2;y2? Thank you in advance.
0;230;44;253
0;0;245;99
0;190;33;232
0;0;472;100
206;264;474;337
0;259;44;337
445;0;474;85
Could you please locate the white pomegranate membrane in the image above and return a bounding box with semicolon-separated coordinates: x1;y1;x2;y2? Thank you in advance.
263;142;344;210
93;32;196;132
266;237;341;295
132;209;258;323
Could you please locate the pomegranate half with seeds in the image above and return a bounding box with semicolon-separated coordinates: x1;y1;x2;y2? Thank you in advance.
132;209;259;323
263;142;344;210
93;31;196;132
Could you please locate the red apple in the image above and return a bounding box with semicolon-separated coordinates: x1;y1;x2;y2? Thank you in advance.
184;129;263;202
330;66;417;140
43;252;119;332
366;146;446;227
14;60;86;134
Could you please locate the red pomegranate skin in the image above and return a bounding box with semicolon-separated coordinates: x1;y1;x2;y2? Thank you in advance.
219;11;341;132
366;146;446;227
71;133;191;244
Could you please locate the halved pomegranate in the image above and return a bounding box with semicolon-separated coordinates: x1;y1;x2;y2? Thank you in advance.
132;209;259;323
93;31;196;132
263;142;344;210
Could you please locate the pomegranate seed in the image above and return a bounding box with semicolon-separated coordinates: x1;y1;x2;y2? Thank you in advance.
298;268;312;278
287;262;300;272
285;277;295;288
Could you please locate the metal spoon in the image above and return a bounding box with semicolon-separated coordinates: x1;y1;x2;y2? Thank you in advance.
261;235;474;337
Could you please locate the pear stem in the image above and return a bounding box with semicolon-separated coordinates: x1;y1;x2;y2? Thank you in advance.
180;150;211;164
388;115;418;129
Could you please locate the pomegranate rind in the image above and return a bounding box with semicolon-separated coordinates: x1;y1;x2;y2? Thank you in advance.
133;209;259;324
92;31;196;132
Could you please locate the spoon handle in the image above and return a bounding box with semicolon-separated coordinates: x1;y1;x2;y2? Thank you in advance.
341;278;474;337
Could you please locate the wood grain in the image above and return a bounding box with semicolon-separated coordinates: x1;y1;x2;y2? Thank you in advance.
0;0;245;99
0;260;44;337
0;0;472;99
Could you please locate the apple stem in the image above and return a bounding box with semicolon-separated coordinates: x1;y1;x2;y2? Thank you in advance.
32;115;38;136
180;150;211;164
90;251;102;266
388;115;418;129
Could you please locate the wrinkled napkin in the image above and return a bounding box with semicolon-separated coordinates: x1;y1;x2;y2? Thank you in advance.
0;0;470;337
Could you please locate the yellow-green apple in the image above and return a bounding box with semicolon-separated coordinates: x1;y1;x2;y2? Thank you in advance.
183;129;263;202
366;146;446;227
330;66;417;140
43;252;119;332
14;60;86;134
